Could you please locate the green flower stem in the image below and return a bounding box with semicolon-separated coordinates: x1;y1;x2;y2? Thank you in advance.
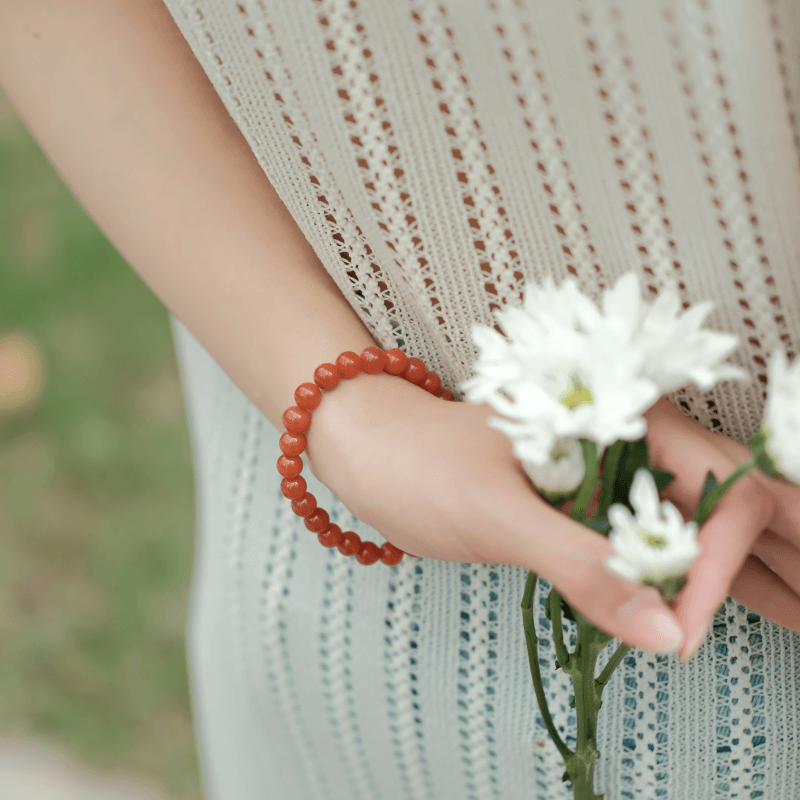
694;454;759;526
598;440;625;518
563;621;606;800
572;440;600;521
565;439;609;799
549;588;572;671
521;572;573;763
573;630;598;744
521;440;628;799
569;756;605;800
595;641;630;692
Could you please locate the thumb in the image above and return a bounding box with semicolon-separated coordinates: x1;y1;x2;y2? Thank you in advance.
493;491;685;654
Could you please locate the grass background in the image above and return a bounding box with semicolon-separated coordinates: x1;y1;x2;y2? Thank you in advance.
0;89;202;800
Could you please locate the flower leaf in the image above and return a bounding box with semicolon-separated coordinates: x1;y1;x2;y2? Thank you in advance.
610;438;674;512
598;439;626;517
700;470;719;503
583;516;611;535
606;440;643;514
651;466;676;495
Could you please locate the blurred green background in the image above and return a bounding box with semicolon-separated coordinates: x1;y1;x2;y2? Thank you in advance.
0;88;201;800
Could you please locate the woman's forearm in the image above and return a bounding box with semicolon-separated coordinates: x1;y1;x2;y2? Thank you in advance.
0;0;377;429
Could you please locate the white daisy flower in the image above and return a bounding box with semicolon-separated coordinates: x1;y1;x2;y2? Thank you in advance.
460;277;657;463
761;350;800;483
566;272;746;392
461;272;742;466
522;437;585;494
605;469;700;584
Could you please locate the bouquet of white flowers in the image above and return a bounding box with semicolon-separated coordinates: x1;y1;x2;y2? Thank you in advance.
460;272;800;800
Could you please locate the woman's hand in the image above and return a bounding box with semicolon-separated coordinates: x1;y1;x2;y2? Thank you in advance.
644;397;800;659
307;374;687;654
308;378;800;660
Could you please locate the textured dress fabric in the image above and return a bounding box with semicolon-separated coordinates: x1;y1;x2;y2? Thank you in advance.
163;0;800;797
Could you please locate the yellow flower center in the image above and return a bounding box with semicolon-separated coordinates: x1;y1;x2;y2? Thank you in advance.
639;527;668;549
559;374;594;409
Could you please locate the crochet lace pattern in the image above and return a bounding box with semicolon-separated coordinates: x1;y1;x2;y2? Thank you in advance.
165;1;800;797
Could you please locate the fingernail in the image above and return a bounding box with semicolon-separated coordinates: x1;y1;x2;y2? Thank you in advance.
617;592;684;654
679;622;711;663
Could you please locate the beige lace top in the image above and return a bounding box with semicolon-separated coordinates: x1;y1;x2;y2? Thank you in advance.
165;2;800;798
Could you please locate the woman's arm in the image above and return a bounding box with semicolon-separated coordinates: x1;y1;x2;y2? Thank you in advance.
0;0;377;429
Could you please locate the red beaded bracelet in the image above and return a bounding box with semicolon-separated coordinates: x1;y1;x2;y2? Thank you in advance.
278;346;454;566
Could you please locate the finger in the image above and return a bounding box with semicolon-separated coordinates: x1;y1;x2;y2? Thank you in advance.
672;477;774;660
645;399;739;516
751;529;800;596
644;402;780;655
486;490;684;653
729;554;800;635
672;422;800;635
685;419;800;551
749;477;800;548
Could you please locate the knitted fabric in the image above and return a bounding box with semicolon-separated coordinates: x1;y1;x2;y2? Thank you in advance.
164;0;800;797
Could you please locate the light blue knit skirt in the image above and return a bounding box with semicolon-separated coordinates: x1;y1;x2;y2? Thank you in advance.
173;317;800;800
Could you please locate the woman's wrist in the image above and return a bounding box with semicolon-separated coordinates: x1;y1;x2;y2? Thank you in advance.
301;352;448;493
304;369;409;483
277;347;454;565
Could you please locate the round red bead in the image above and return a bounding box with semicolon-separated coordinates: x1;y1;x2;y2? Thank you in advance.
402;358;426;384
422;372;441;395
277;455;303;477
280;475;307;499
304;508;330;533
360;346;388;374
295;382;322;410
282;405;311;434
314;363;340;390
380;542;404;566
291;492;317;517
280;432;306;457
318;523;343;548
338;531;362;556
439;389;454;401
384;348;409;376
335;351;362;379
356;541;381;565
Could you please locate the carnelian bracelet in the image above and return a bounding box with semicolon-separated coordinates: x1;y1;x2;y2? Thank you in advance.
277;346;454;566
